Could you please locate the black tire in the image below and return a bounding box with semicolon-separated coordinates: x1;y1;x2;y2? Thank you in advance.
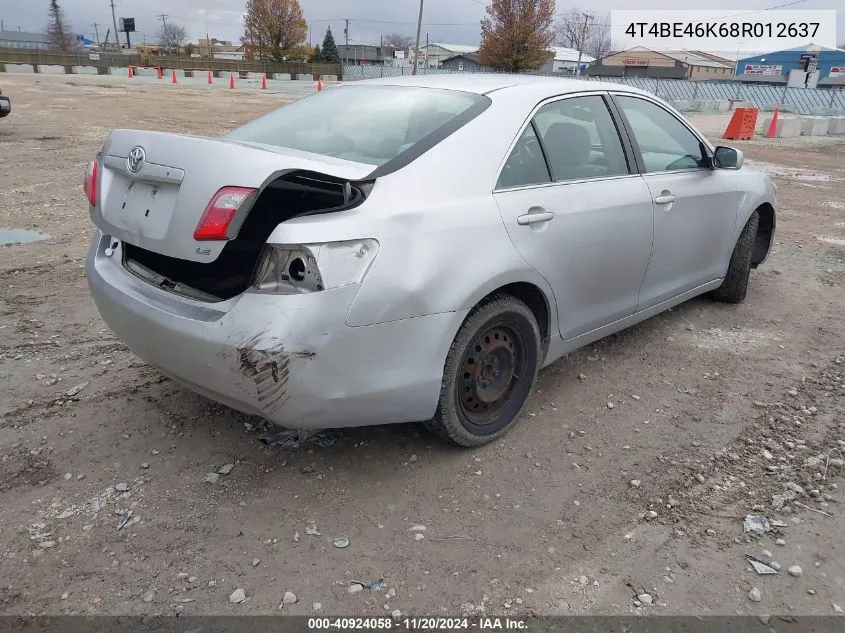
425;295;541;447
712;210;760;304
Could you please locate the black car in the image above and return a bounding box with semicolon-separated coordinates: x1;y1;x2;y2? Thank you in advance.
0;88;10;118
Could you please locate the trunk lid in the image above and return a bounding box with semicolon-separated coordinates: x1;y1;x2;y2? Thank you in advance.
92;130;374;263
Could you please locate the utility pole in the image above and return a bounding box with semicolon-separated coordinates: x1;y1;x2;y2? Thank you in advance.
412;0;424;75
344;19;349;67
575;12;592;76
158;14;169;52
92;23;101;46
109;0;119;50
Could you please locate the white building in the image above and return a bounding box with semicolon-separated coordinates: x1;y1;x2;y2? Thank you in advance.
540;47;596;74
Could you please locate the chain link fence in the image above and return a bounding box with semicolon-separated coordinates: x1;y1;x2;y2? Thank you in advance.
342;64;845;115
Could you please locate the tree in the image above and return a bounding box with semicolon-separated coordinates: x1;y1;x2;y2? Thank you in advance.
242;0;308;62
478;0;555;72
382;33;413;51
321;27;340;63
46;0;75;51
183;42;196;56
158;23;187;54
556;9;611;62
311;45;323;62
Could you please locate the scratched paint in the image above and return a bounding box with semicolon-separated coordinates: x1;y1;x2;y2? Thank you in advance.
236;333;314;415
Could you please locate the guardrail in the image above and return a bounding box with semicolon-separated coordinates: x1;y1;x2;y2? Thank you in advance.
0;48;341;80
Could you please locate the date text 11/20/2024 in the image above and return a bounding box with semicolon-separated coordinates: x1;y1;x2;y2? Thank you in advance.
307;618;528;630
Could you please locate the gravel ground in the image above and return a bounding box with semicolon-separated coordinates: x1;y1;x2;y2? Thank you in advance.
1;73;844;618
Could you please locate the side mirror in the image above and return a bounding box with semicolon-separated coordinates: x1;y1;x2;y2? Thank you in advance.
713;146;744;170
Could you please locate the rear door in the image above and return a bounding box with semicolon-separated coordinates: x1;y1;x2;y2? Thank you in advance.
493;93;655;340
611;94;740;309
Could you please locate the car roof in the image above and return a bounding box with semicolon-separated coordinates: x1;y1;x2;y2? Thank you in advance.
352;73;642;97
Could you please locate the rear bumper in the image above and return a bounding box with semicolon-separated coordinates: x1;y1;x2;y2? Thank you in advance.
85;231;466;429
0;96;10;118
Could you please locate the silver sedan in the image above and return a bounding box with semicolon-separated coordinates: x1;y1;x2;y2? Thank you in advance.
84;75;777;446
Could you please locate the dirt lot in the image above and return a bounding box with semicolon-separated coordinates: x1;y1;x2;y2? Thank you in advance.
1;73;844;618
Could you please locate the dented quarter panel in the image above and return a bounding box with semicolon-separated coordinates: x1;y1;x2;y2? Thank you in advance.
87;231;466;427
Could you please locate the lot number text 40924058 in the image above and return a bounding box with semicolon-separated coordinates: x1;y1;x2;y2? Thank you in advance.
624;21;820;39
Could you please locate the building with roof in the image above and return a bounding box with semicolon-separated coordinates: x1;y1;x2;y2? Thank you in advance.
735;44;845;87
539;47;596;74
412;43;479;69
0;30;51;50
338;44;397;66
440;53;491;72
588;46;733;80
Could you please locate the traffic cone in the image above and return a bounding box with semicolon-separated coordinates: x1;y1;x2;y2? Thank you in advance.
128;65;134;79
207;70;213;84
171;69;178;84
261;74;267;90
766;107;779;138
229;73;236;89
317;79;323;91
156;66;163;79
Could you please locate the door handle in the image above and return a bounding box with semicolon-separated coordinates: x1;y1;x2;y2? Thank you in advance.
517;211;555;225
654;194;676;205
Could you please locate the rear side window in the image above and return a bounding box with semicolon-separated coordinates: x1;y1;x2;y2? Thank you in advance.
224;85;489;168
534;96;629;181
497;124;551;189
497;95;629;189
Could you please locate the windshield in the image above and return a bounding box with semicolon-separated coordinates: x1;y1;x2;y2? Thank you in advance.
224;85;489;167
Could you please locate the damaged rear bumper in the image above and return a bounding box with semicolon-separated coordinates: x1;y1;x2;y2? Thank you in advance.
86;231;467;429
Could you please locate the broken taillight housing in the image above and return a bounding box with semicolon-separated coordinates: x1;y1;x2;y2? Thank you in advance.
83;159;99;207
252;240;379;294
194;186;257;241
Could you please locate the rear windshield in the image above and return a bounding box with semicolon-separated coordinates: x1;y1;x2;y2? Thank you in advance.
224;85;489;167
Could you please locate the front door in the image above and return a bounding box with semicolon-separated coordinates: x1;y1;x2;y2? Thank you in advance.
613;94;740;309
493;94;655;340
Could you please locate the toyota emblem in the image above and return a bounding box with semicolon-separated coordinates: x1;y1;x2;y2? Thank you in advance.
127;146;146;173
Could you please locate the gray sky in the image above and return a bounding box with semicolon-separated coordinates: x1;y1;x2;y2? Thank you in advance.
1;0;842;50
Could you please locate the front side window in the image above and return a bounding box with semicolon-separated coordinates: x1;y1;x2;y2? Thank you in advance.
225;85;488;167
615;95;708;173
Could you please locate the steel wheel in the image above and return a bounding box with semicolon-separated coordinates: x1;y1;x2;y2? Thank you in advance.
427;294;541;447
457;323;528;427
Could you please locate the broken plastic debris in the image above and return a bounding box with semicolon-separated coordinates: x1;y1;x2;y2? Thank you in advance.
743;515;773;534
305;524;321;537
65;381;90;397
308;431;341;448
746;554;780;575
333;537;350;549
351;578;384;591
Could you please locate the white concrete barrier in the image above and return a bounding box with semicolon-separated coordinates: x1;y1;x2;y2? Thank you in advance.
296;73;313;81
714;100;731;112
163;69;186;78
4;63;35;73
108;67;127;75
322;74;338;81
827;117;845;135
800;116;830;136
760;116;802;137
272;73;291;80
72;66;99;75
38;64;66;74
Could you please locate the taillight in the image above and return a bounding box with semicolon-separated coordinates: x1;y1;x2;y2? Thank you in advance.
83;160;99;207
194;186;257;241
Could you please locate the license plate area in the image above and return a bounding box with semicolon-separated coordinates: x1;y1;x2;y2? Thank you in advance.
103;176;178;240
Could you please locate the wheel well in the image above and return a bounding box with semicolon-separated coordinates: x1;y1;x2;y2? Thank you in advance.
752;203;775;267
482;282;551;353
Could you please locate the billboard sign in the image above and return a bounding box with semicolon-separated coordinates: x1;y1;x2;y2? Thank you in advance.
744;64;782;75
